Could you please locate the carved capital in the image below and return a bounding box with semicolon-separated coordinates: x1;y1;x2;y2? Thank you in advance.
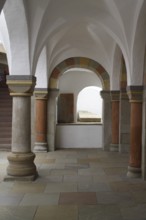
110;90;120;101
34;88;48;99
127;86;143;102
120;88;129;100
6;75;36;96
100;90;110;101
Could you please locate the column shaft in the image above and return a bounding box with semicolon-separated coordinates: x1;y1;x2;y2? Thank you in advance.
110;91;120;152
127;86;143;178
36;99;47;142
34;89;48;152
12;97;31;153
112;101;119;144
130;102;142;168
47;89;59;151
119;91;130;153
100;90;111;151
142;88;146;179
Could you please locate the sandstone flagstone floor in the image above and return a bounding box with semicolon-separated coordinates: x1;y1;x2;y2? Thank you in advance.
0;149;146;219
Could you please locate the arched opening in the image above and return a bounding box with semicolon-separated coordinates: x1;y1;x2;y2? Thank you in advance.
57;67;103;124
48;57;110;150
55;67;105;149
77;86;102;123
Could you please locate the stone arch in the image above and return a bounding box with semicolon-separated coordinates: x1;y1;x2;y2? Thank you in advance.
49;57;110;90
48;57;110;152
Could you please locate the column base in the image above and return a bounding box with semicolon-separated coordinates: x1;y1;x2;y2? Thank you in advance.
4;174;38;182
119;144;130;153
48;148;55;152
34;142;48;152
4;152;38;181
142;165;146;180
127;166;141;178
110;144;119;152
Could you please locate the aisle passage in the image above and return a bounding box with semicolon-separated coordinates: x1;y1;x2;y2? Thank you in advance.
0;149;146;220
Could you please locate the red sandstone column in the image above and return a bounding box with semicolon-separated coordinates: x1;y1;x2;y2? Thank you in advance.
127;86;143;178
34;89;48;152
110;91;120;152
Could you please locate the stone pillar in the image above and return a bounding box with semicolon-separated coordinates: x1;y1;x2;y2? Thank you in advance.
110;91;120;152
4;75;38;181
127;86;143;178
47;89;59;151
119;90;130;152
100;90;111;151
34;89;48;152
142;87;146;179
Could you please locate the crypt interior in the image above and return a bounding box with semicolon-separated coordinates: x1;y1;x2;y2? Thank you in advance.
0;0;146;219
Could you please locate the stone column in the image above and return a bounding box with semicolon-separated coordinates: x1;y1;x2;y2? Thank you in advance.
127;86;143;178
34;89;48;152
119;89;130;152
142;87;146;179
47;89;59;151
100;90;111;151
110;91;120;152
4;75;38;181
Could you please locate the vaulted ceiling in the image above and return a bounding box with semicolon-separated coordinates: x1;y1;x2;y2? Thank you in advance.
0;0;146;87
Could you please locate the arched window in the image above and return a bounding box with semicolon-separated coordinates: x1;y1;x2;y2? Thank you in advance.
77;86;102;123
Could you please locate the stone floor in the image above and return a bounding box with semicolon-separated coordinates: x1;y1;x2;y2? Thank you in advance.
0;149;146;219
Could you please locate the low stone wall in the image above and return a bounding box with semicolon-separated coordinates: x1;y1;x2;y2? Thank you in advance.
56;123;102;149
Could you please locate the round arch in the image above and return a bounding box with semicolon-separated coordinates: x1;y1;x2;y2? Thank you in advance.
49;57;110;90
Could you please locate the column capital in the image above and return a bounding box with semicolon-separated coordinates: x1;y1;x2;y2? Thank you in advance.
100;90;110;101
120;88;129;100
48;88;59;98
34;88;48;99
110;90;120;101
127;86;143;102
6;75;36;96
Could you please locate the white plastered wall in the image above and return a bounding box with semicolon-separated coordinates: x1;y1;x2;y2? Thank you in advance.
110;44;122;90
2;0;31;76
35;46;48;88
